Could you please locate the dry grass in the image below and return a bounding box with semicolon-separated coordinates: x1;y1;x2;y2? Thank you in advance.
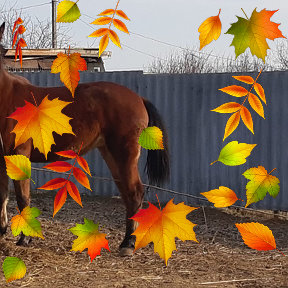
0;190;288;288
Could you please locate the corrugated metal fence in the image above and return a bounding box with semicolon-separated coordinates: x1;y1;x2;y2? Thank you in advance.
9;70;288;211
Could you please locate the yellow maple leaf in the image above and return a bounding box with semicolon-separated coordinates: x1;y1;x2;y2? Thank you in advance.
198;9;222;50
8;96;75;159
51;51;87;97
131;199;198;265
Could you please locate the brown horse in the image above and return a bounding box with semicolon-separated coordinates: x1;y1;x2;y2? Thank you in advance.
0;22;169;256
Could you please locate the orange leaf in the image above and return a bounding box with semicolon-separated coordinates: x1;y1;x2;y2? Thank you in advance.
66;180;83;207
98;9;115;16
219;85;248;97
15;42;20;61
232;75;254;84
51;52;87;97
38;178;67;190
8;96;74;159
55;150;78;159
12;30;18;48
91;17;112;25
113;19;129;34
88;28;108;38
108;29;121;48
254;82;266;104
99;34;109;57
53;186;67;217
18;38;27;47
73;167;91;190
76;156;91;176
17;25;26;35
131;199;198;265
235;222;276;251
248;93;265;118
43;161;73;172
12;17;23;34
211;102;242;113
198;9;221;50
240;106;254;134
223;111;240;141
116;10;130;20
201;186;239;207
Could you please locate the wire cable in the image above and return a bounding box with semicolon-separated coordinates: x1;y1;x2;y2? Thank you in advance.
0;1;51;14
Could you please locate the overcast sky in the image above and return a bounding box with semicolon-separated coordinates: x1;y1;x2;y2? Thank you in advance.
1;0;287;71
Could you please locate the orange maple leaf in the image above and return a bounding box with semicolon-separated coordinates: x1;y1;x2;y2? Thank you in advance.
131;199;198;265
51;50;87;97
8;95;75;159
226;9;286;62
69;218;110;262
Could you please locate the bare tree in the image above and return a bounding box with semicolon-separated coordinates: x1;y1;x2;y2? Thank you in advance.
148;42;288;74
0;1;75;49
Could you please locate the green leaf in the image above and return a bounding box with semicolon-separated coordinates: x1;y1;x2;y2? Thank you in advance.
2;257;26;283
57;0;81;23
138;126;164;150
211;141;257;166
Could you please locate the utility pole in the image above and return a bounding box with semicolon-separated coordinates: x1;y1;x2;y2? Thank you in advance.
52;0;57;48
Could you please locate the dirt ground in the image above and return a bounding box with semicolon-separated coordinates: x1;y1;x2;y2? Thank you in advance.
0;190;287;288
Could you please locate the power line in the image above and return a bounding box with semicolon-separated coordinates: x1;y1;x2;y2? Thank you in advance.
0;1;51;14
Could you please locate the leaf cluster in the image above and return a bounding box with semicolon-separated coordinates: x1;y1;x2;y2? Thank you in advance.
12;17;27;67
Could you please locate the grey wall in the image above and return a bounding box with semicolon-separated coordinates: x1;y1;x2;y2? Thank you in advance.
8;70;288;211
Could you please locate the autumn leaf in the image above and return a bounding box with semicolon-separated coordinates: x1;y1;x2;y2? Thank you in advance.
116;10;130;20
8;96;74;159
55;149;91;176
201;186;239;207
42;161;73;172
139;126;164;150
232;75;254;84
69;218;110;262
98;9;115;16
54;186;67;216
56;0;81;23
51;52;87;97
4;155;31;180
211;141;257;166
73;167;91;190
248;92;265;118
243;166;280;207
223;111;240;141
219;85;248;97
99;34;109;57
12;17;23;34
66;180;82;207
131;199;198;265
11;206;44;239
90;17;112;25
88;28;109;38
254;82;266;104
108;29;121;48
38;177;67;190
113;19;129;34
211;102;242;114
198;9;221;50
226;8;286;62
235;222;276;251
2;257;26;283
240;106;254;134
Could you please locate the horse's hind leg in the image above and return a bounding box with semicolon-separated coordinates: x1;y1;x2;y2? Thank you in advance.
13;141;32;245
99;138;144;256
0;156;9;236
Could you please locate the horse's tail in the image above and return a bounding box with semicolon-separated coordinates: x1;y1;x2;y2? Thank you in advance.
142;98;170;186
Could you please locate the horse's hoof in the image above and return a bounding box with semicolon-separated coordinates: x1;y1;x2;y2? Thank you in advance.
16;236;32;246
119;247;134;257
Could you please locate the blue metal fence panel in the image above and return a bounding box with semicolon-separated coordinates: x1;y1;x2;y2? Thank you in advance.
8;70;288;211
